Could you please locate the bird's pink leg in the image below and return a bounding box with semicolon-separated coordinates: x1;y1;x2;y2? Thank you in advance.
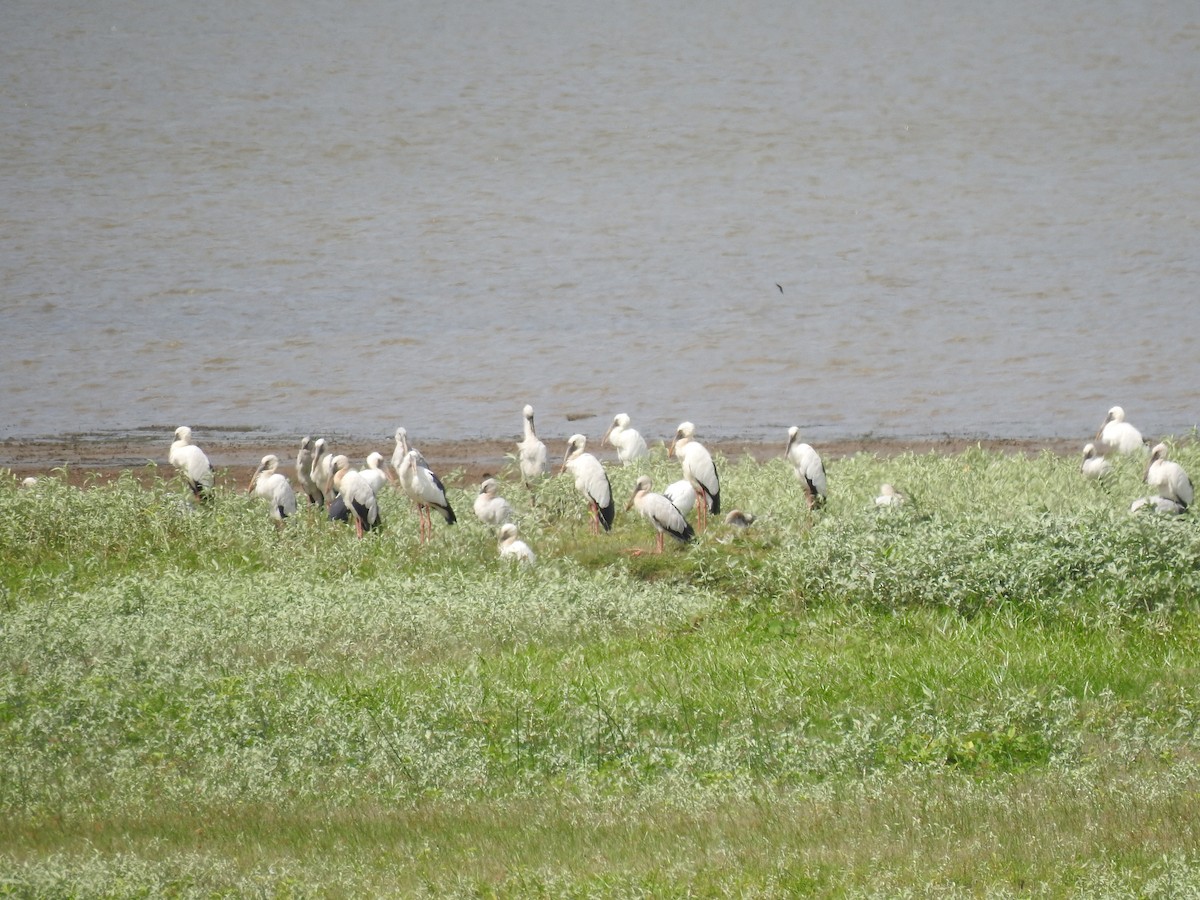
655;531;664;554
696;493;708;533
589;501;599;536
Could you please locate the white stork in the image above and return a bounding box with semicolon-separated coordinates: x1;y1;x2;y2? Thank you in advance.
296;436;322;505
398;448;456;543
246;454;297;523
498;522;536;565
391;427;427;476
627;475;694;554
874;483;906;507
517;405;548;492
662;479;697;519
1146;443;1193;509
1131;496;1188;515
1080;443;1112;480
474;477;514;527
332;461;381;537
310;438;334;508
561;433;614;534
602;413;649;465
360;451;392;495
786;426;827;510
169;426;214;503
669;422;720;531
1097;406;1146;455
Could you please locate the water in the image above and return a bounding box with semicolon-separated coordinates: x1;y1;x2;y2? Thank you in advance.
4;0;1199;448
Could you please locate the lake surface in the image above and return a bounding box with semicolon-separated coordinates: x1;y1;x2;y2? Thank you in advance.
4;0;1199;449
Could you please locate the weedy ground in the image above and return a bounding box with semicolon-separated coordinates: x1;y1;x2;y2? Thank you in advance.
1;442;1199;896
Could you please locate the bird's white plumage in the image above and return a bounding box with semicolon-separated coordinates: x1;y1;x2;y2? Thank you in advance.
1098;406;1145;455
360;451;390;495
517;405;548;486
874;483;905;507
296;436;322;505
670;422;720;517
311;438;334;506
563;433;614;532
627;475;693;552
662;479;697;518
398;448;455;541
169;426;214;499
336;465;381;535
498;522;536;565
247;454;297;521
1146;443;1193;509
474;477;514;527
1080;443;1112;480
1131;495;1187;515
786;426;827;508
603;413;648;465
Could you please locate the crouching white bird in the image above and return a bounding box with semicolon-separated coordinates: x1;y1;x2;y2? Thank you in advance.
332;460;382;537
786;426;827;509
1131;495;1188;515
627;475;694;554
562;433;614;534
1080;443;1113;480
498;522;536;565
1097;406;1146;455
474;477;514;527
874;483;906;507
247;454;297;523
398;448;456;543
169;426;214;502
602;413;648;465
1146;443;1193;510
670;422;720;531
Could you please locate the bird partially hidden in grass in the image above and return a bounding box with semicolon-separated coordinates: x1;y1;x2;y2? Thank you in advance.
498;522;536;565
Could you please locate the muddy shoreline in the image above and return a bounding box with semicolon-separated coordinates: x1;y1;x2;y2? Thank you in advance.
1;434;1085;490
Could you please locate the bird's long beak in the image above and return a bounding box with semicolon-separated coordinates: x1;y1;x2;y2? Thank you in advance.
625;486;640;511
668;440;676;458
246;466;263;493
602;425;614;447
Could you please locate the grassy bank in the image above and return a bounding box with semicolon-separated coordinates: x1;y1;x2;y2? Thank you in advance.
2;444;1199;896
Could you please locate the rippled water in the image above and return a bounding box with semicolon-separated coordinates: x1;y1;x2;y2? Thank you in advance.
4;0;1199;447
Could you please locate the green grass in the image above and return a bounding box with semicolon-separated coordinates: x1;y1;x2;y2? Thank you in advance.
2;444;1200;895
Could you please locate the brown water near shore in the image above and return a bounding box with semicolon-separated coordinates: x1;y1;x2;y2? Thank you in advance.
1;435;1083;491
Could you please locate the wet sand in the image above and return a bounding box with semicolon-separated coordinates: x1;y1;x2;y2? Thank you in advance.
1;434;1084;490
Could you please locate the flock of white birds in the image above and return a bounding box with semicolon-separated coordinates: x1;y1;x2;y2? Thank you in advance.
164;404;1194;565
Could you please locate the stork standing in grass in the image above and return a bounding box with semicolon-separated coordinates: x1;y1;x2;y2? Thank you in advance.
1146;443;1193;510
310;438;334;507
169;426;214;503
602;413;648;465
1097;406;1146;455
517;405;548;493
247;454;297;524
562;433;614;534
670;422;720;531
398;448;456;543
296;436;322;505
1080;443;1112;480
332;460;381;537
360;451;392;495
786;426;827;510
627;475;694;554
